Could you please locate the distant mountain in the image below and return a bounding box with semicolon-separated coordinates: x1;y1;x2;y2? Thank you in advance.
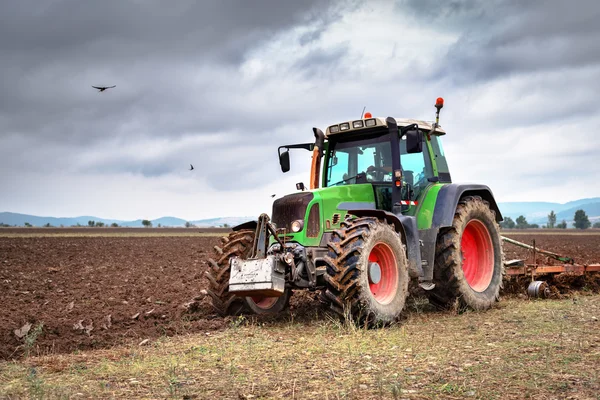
555;202;600;223
498;197;600;225
0;212;121;227
3;197;600;229
0;212;253;228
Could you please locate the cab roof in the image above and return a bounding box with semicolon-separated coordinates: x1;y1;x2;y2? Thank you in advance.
325;117;446;137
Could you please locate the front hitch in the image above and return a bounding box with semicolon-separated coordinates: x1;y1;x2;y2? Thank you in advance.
249;213;284;259
228;214;287;297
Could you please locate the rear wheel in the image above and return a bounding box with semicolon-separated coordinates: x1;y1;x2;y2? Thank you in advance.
323;217;409;326
428;196;504;310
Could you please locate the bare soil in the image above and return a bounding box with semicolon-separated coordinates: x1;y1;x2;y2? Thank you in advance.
501;231;600;265
1;229;599;360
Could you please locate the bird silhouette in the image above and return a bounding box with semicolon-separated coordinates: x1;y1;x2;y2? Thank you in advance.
92;85;116;92
271;194;276;198
189;164;194;171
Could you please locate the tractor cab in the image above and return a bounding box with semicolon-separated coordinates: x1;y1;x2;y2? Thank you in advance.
322;116;451;216
277;98;451;229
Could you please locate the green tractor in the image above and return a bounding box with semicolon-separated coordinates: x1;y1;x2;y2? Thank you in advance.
205;98;504;325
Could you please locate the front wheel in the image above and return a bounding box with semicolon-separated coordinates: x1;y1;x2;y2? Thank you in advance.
428;196;504;310
323;217;409;326
205;229;255;315
244;290;292;315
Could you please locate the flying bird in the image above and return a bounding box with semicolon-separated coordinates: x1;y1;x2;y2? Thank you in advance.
271;194;276;198
189;164;194;171
92;85;116;92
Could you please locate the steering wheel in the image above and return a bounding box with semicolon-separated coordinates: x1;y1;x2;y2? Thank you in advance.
366;166;390;181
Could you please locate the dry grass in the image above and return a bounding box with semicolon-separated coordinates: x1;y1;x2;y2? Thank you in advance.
1;296;599;399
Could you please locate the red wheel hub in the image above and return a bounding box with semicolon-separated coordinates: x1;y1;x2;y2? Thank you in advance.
461;219;494;292
368;243;398;304
249;297;278;309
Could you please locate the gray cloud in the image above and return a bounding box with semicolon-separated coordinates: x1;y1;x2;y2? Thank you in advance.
0;0;336;141
401;0;600;83
1;0;599;217
0;0;346;193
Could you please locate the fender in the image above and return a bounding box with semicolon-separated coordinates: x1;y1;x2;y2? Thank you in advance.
347;209;423;279
418;183;503;282
232;220;258;232
432;184;503;227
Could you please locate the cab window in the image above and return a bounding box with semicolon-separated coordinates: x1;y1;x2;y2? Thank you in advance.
326;135;392;187
400;135;432;201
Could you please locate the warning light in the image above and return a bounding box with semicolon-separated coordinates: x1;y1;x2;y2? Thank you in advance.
435;97;444;109
364;112;372;118
395;180;401;187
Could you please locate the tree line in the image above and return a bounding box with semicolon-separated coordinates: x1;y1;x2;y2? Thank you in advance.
500;209;600;230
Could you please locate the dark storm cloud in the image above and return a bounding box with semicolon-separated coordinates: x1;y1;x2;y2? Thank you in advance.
400;0;600;83
0;0;345;192
0;0;328;62
292;44;351;79
0;0;334;143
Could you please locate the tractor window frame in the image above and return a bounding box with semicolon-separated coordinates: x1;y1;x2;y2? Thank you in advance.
430;135;452;182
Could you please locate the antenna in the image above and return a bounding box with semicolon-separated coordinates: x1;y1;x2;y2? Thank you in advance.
360;106;366;118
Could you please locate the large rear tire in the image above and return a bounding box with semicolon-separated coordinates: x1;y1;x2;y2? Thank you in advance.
428;196;504;310
205;229;254;316
323;217;409;326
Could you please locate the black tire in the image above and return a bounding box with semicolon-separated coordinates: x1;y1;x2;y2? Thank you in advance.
244;289;292;315
205;229;254;316
428;196;504;310
323;217;409;326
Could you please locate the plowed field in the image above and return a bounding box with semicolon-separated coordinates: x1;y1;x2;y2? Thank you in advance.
1;228;599;360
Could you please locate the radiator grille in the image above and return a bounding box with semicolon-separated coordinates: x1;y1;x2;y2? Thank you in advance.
271;192;314;232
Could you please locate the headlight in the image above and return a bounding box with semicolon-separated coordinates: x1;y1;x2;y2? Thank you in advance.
291;220;304;233
339;123;350;131
329;125;340;133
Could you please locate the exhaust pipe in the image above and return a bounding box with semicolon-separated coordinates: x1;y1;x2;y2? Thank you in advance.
310;128;325;189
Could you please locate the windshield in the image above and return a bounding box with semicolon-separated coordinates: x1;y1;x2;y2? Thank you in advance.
326;135;393;186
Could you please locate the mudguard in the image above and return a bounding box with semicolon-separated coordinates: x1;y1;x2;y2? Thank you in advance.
232;220;258;231
432;184;503;226
419;183;503;282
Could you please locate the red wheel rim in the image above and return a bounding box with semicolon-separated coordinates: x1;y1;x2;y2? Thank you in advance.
461;219;494;292
249;297;278;309
368;243;398;305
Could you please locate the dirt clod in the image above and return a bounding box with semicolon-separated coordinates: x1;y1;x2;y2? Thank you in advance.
14;323;31;339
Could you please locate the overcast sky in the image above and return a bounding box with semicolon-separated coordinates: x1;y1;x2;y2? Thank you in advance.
1;0;599;220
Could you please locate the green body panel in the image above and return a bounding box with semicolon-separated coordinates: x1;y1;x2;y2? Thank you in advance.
274;184;376;246
415;183;443;230
317;183;376;229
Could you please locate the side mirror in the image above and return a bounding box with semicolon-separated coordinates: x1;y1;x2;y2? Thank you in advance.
279;150;290;173
405;130;423;154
